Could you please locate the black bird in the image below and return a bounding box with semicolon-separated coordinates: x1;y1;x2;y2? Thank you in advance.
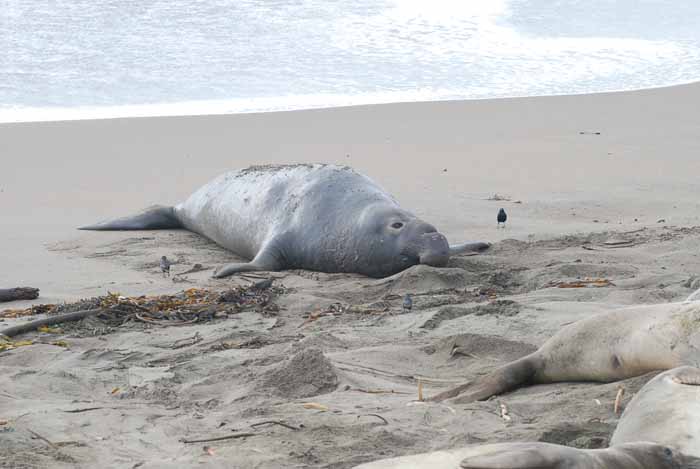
402;293;413;313
160;255;171;277
497;208;507;228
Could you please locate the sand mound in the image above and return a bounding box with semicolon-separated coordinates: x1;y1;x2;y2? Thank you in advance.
258;347;339;398
382;265;467;294
424;333;537;363
421;299;521;329
289;332;350;353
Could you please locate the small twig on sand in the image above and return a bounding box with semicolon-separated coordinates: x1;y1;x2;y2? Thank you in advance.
0;308;103;338
27;429;59;450
250;420;301;431
152;332;202;349
417;379;424;402
357;414;389;425
62;407;105;413
614;386;625;415
54;441;86;448
181;432;255;444
174;264;209;277
350;388;411;395
134;313;198;327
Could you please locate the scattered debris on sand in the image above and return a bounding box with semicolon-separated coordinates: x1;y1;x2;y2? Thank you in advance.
0;283;286;340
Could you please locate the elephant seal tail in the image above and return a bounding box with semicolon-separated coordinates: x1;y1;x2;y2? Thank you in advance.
79;205;182;231
429;355;541;404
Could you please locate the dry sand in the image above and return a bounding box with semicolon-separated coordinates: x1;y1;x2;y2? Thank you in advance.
1;83;700;468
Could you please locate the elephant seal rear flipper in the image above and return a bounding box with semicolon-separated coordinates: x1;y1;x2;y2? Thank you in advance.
429;355;541;403
79;205;181;230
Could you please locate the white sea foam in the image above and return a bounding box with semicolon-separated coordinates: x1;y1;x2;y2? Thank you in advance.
1;0;700;123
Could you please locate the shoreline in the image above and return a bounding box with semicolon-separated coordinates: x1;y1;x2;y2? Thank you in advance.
3;78;700;125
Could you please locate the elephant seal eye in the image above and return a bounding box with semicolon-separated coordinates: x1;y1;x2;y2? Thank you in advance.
664;447;673;457
391;222;404;229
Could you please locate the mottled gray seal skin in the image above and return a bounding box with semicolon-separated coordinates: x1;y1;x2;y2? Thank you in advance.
431;300;700;404
80;164;489;278
353;442;694;469
354;367;700;469
612;366;700;459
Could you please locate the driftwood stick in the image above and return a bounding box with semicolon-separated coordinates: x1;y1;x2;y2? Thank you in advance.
27;429;59;450
250;420;301;431
357;414;389;425
62;407;105;414
0;308;103;338
181;432;255;444
0;287;39;303
614;386;625;415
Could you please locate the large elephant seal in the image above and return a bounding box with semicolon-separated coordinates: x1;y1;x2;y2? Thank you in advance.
612;366;700;458
430;299;700;403
355;366;700;469
353;442;690;469
80;164;489;278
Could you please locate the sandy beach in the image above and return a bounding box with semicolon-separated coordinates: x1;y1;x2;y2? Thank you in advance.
2;83;700;468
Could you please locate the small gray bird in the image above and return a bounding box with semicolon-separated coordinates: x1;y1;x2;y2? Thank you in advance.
402;293;413;313
160;255;171;277
497;208;507;228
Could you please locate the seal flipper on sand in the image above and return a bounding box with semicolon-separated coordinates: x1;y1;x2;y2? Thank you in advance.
429;356;541;403
670;365;700;385
79;205;181;230
212;242;284;278
449;242;490;256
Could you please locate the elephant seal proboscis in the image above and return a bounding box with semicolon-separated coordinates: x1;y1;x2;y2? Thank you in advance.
80;164;489;278
354;366;700;469
430;299;700;403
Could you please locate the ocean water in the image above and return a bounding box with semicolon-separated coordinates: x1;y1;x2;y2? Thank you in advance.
2;0;700;122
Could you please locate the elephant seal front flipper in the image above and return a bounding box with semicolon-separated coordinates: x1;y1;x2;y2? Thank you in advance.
449;242;491;256
212;242;284;278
